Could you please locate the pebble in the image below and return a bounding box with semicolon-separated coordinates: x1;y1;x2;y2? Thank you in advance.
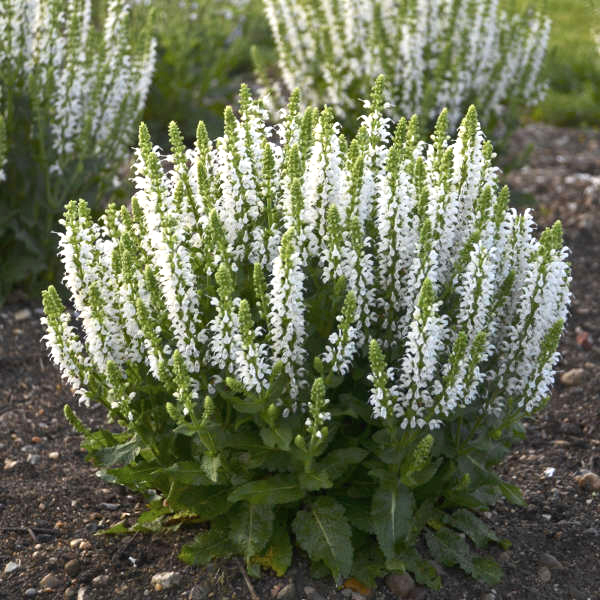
188;582;212;600
14;308;32;321
4;560;20;575
303;586;326;600
576;472;600;492
276;583;296;600
538;565;551;583
151;571;182;591
4;458;18;470
24;589;37;597
77;587;87;600
560;368;585;386
40;573;62;589
99;502;120;511
48;451;60;460
79;540;92;550
481;593;496;600
64;586;77;599
27;453;42;465
91;574;110;586
64;559;81;577
385;573;415;598
539;552;564;570
69;538;85;550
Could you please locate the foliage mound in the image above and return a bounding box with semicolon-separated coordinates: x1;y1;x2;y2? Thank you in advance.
42;80;570;589
0;0;155;301
256;0;550;133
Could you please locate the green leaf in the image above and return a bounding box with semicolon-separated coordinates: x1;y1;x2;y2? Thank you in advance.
299;469;333;491
92;436;140;467
164;461;218;486
98;521;130;535
251;517;293;576
472;556;503;585
292;496;353;583
425;526;473;572
337;497;374;534
371;481;414;560
260;423;293;450
319;447;368;480
401;457;443;489
168;486;232;520
229;502;274;567
388;546;441;590
229;394;265;414
201;453;222;483
350;535;386;588
179;526;234;565
444;509;499;548
498;481;526;507
228;475;305;505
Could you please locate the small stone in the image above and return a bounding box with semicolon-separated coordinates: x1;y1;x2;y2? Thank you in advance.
14;308;32;321
276;582;296;600
24;589;37;597
539;552;564;570
151;571;182;591
64;586;77;599
69;538;85;550
48;451;60;460
343;578;372;598
481;594;496;600
91;574;110;586
498;551;512;565
99;502;120;511
40;573;62;589
538;565;551;583
575;328;593;350
385;573;415;598
560;368;585;386
3;457;18;470
64;559;81;577
4;560;20;575
27;453;41;465
583;527;599;536
576;472;600;492
77;587;87;600
188;582;212;600
79;540;92;551
303;586;326;600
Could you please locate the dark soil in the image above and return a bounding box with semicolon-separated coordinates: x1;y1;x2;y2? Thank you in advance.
1;123;599;600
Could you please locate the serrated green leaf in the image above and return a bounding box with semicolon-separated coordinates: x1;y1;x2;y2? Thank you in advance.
229;502;274;567
299;469;333;491
425;526;473;573
168;485;232;520
164;461;218;486
371;481;414;560
472;556;503;585
338;497;374;534
228;475;305;505
201;453;222;483
292;496;353;583
319;447;368;480
251;517;293;576
387;546;441;590
498;481;525;507
350;537;386;588
93;436;140;467
444;509;499;548
260;424;293;450
179;526;234;565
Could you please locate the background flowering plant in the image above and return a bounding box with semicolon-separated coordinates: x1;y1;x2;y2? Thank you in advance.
42;80;570;588
0;0;155;301
256;0;550;134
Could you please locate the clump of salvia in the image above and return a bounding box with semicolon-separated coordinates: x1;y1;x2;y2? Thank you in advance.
42;80;570;589
256;0;550;132
0;0;155;300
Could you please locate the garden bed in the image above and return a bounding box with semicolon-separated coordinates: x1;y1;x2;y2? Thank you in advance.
0;123;599;600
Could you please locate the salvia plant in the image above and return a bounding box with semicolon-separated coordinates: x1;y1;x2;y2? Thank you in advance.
42;79;570;589
0;0;155;301
256;0;550;133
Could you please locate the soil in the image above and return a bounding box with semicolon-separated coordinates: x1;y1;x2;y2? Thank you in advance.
1;123;599;600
